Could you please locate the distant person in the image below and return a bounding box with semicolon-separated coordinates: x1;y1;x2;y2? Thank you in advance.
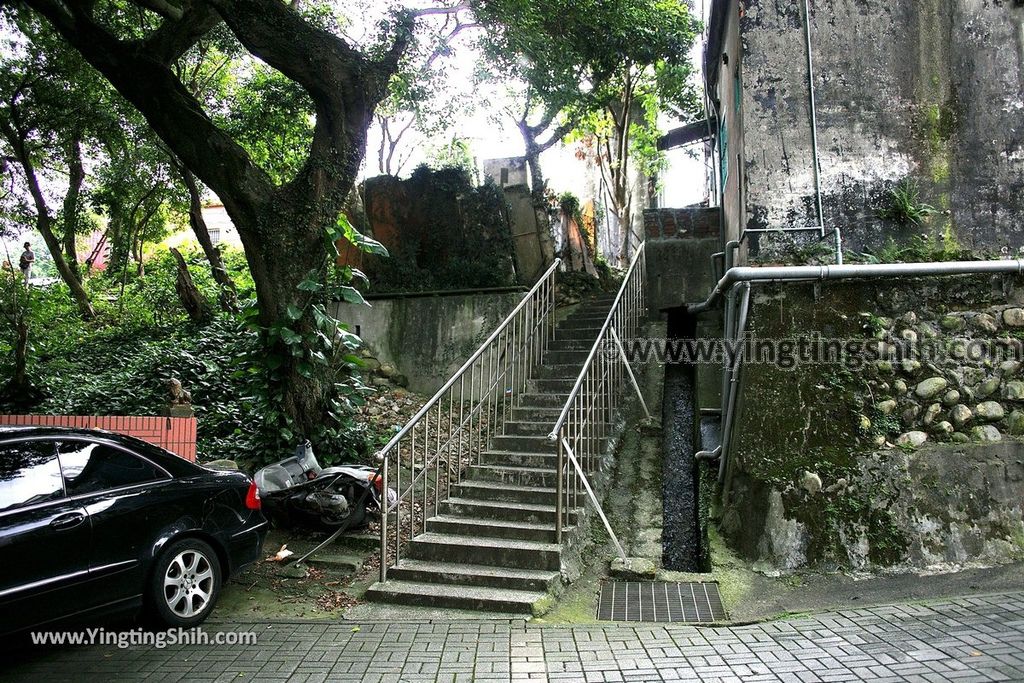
19;242;34;282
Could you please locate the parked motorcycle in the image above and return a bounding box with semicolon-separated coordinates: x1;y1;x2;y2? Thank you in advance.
254;442;395;531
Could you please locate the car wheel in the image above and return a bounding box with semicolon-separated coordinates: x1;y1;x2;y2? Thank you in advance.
149;538;222;628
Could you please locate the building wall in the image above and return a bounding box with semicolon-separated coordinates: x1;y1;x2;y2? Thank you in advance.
712;0;746;252
736;0;1024;255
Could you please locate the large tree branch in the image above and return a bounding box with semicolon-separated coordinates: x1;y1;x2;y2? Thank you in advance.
132;1;222;65
21;0;272;233
203;0;411;213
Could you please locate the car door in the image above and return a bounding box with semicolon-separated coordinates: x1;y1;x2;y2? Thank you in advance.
56;439;175;605
0;439;92;633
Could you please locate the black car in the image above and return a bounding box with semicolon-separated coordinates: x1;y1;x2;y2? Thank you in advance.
0;426;268;634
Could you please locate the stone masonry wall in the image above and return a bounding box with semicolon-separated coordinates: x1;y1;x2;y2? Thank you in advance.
724;274;1024;572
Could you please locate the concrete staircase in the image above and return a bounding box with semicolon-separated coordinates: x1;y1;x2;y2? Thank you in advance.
365;294;617;614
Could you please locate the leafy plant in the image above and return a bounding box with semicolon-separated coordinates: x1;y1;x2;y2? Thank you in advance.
877;178;937;226
852;226;970;264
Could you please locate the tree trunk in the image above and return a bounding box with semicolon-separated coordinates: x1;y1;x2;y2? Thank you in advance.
0;119;94;318
239;207;338;438
179;166;238;311
170;247;211;324
61;135;85;282
12;313;29;395
38;213;96;319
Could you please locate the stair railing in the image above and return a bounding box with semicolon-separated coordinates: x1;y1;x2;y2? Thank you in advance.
377;259;561;582
547;242;647;555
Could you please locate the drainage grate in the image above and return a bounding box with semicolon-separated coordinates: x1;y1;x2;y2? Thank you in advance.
596;582;726;623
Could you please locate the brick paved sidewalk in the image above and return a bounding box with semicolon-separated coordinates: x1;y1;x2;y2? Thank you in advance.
4;592;1024;682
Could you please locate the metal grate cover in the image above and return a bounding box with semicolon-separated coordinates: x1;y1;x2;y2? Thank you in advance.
597;582;726;623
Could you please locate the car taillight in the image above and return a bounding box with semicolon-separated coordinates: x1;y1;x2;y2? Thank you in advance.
245;481;262;510
367;472;383;494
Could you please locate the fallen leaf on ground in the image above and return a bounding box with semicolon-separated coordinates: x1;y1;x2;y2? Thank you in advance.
266;544;294;562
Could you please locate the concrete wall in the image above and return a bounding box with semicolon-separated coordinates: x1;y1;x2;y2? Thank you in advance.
643;207;722;314
733;0;1024;255
335;291;524;396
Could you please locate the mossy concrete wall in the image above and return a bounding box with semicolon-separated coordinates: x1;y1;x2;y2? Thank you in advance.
723;274;1024;571
737;0;1024;254
336;291;522;396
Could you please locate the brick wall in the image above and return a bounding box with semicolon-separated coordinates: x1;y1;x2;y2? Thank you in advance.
643;207;720;240
0;414;197;462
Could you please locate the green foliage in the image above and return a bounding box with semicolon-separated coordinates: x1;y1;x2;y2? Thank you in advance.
423;136;476;176
558;191;582;224
0;245;376;469
219;65;315;185
853;227;972;264
877;178;938;227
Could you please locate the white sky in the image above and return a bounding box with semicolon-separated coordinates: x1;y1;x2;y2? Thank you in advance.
2;0;710;255
357;0;709;208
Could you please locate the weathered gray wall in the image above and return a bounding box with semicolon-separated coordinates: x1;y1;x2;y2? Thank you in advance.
335;291;523;396
738;0;1024;254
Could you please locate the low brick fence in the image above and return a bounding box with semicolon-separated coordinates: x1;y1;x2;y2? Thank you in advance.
0;414;197;462
643;206;720;240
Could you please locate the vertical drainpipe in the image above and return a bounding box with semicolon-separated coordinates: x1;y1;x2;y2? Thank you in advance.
802;0;843;264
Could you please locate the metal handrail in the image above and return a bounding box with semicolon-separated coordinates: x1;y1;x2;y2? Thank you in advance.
548;243;647;439
377;258;561;582
548;242;647;550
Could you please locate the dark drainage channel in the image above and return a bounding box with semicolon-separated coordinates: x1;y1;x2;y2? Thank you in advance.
662;307;706;572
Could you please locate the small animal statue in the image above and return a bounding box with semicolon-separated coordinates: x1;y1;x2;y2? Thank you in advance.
168;378;192;406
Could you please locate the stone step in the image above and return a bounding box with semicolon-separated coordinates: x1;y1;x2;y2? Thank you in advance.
456;480;557;505
406;532;561;570
517;392;570;408
559;313;610;327
555;326;603;340
426;514;561;543
511;406;564;422
544;349;592;364
500;421;556;436
548;338;598;351
533;363;586;380
480;449;557;468
365;580;546;614
385;559;560;592
466;464;559;487
490;434;557;453
441;497;578;524
529;377;578;393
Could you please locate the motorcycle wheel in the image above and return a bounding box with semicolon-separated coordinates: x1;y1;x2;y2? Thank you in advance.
321;501;367;530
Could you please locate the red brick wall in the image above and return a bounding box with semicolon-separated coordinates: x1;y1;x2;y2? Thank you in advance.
0;415;197;462
644;207;721;240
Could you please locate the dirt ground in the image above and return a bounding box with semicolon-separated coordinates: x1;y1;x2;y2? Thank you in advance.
211;525;384;621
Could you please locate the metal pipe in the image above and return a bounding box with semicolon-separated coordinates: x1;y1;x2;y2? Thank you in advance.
802;0;825;241
719;283;750;483
689;259;1024;314
711;252;725;283
694;446;721;462
724;240;740;272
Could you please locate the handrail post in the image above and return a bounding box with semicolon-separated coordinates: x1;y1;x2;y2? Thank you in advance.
556;432;564;544
380;452;389;582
